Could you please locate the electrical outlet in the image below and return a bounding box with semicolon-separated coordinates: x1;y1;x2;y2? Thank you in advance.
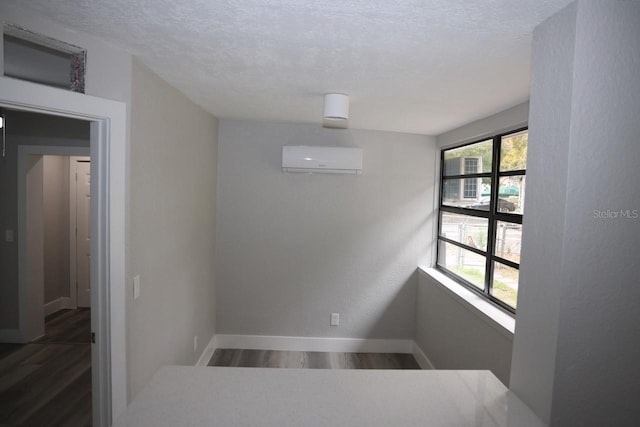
194;336;198;352
133;275;141;299
5;229;14;242
330;313;340;326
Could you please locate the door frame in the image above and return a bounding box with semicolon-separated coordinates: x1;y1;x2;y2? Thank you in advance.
69;156;91;309
1;76;127;426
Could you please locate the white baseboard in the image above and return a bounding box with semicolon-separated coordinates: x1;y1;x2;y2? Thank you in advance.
43;297;72;316
412;342;435;370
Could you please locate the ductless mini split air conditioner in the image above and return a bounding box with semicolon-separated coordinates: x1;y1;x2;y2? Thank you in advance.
282;146;363;175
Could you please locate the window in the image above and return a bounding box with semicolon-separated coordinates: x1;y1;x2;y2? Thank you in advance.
3;24;86;93
437;129;528;312
463;158;479;198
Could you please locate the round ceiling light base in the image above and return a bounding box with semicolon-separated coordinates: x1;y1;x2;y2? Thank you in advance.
323;93;349;129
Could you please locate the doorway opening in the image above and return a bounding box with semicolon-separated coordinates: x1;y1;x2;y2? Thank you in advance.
0;111;94;425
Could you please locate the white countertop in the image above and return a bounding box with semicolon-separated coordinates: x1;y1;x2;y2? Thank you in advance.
113;366;545;427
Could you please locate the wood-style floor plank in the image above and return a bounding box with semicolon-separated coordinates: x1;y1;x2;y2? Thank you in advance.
0;309;92;427
208;349;422;370
19;369;92;427
36;309;91;344
0;345;44;377
0;344;22;360
5;345;91;423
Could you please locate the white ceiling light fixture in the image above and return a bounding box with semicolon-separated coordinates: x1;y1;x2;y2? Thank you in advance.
323;93;349;129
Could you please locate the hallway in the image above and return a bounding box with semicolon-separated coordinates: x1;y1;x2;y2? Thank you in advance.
0;309;92;426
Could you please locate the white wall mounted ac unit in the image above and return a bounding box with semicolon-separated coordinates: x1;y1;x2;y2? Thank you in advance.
282;146;363;175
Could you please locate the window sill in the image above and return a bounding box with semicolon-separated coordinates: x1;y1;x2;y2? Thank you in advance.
418;266;515;338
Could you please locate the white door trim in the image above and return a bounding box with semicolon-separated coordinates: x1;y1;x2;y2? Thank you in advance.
0;76;128;426
69;156;91;309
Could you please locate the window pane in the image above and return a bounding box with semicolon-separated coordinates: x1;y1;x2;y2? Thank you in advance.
500;131;528;171
494;221;522;263
437;240;486;289
444;140;493;175
492;262;519;308
440;212;489;251
498;175;525;214
442;178;492;208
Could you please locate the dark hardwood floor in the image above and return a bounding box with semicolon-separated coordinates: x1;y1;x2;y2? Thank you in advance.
209;348;422;369
0;309;92;427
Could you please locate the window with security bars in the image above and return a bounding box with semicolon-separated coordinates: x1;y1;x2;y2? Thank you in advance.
437;129;528;312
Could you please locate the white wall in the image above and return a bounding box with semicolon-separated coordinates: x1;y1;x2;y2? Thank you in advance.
43;155;71;303
216;120;436;340
511;1;640;425
508;3;576;421
415;271;513;384
437;102;528;148
25;154;44;338
128;59;218;399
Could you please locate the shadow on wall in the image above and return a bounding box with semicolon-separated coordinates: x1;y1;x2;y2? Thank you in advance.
299;187;434;340
365;269;419;340
353;206;436;340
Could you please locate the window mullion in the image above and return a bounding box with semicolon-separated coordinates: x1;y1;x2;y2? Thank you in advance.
493;255;519;270
443;172;492;180
484;136;501;297
439;235;487;257
499;169;526;177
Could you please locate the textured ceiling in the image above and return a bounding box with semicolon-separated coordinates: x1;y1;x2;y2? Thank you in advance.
6;0;572;134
